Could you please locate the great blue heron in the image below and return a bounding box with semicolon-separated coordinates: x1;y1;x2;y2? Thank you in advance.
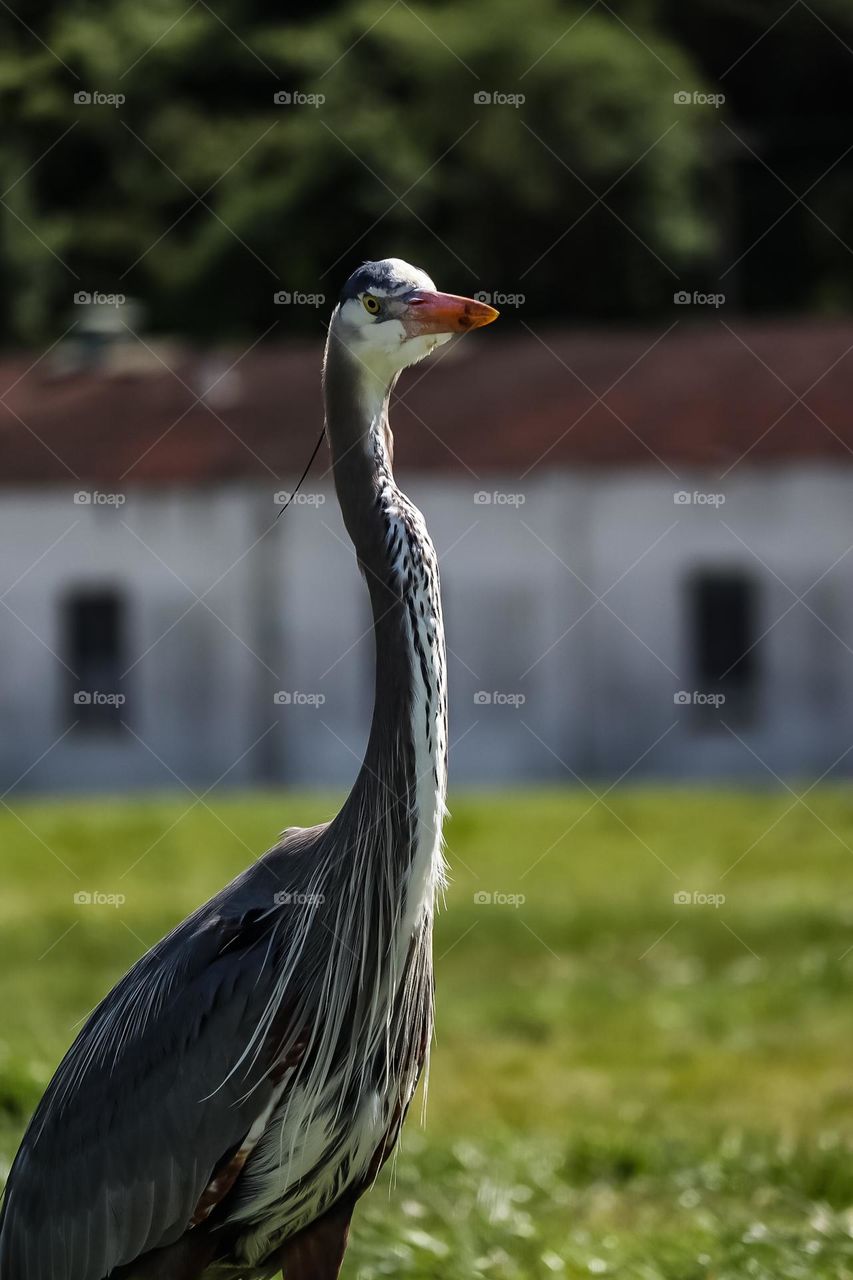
0;258;498;1280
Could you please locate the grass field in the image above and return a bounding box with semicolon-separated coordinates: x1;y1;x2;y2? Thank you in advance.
2;787;853;1277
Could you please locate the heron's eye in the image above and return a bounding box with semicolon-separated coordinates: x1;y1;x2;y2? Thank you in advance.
362;295;381;315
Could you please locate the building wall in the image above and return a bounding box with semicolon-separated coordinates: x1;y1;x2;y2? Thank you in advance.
0;465;850;794
0;488;261;792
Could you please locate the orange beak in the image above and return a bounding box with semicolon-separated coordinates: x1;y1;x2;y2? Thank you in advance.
403;290;499;337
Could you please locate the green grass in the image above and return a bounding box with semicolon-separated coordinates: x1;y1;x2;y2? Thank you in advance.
2;787;853;1277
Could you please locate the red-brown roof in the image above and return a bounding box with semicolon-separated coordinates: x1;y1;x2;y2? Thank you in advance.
1;319;852;485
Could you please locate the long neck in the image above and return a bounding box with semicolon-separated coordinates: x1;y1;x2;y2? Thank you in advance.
323;328;399;586
323;327;448;888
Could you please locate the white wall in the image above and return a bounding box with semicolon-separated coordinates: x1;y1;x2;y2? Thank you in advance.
583;466;853;780
0;488;261;791
0;465;851;793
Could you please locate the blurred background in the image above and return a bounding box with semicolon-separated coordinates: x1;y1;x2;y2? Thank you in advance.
3;3;853;1278
2;0;853;791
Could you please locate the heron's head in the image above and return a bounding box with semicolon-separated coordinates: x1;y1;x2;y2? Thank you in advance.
331;258;499;387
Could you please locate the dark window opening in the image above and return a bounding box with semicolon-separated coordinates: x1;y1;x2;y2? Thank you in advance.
64;590;127;731
687;572;758;727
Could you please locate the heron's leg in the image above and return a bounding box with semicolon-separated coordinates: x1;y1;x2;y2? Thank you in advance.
270;1202;354;1279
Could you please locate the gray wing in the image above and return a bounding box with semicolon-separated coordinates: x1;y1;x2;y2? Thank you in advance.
0;835;319;1280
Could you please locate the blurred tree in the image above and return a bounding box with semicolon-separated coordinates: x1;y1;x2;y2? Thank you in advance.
0;0;713;340
657;0;853;312
1;0;849;342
